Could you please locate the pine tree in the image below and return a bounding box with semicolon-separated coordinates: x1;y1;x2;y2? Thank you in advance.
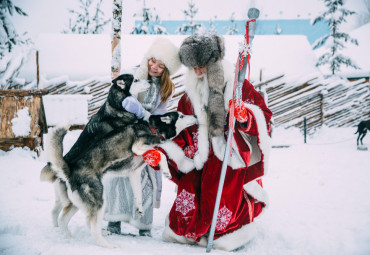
131;0;167;35
0;0;31;58
275;24;282;35
62;0;110;34
312;0;359;75
225;12;238;35
176;0;203;35
0;0;32;89
208;16;217;33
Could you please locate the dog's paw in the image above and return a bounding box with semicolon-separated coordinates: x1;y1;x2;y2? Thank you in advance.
135;208;144;217
102;229;112;236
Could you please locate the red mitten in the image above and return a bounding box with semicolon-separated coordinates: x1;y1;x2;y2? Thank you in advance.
142;149;161;167
229;99;248;122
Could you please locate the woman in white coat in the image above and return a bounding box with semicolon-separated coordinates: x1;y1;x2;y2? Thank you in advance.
103;37;181;236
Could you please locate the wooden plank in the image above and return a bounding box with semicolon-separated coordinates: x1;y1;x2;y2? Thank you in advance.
0;89;49;96
0;97;17;138
0;137;38;151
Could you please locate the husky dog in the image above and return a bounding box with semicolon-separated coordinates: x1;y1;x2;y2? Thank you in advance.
42;111;197;248
355;120;370;145
64;73;150;164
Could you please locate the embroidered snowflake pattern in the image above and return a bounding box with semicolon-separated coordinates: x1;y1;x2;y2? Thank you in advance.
184;145;196;158
215;205;233;231
175;189;196;216
184;132;199;158
193;131;199;150
245;98;255;104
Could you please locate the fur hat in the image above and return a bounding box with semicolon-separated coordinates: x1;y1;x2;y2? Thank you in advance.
179;33;226;137
135;37;182;79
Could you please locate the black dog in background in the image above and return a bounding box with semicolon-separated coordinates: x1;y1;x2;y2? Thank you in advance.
355;120;370;145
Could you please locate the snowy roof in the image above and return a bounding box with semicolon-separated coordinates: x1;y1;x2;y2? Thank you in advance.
20;34;320;83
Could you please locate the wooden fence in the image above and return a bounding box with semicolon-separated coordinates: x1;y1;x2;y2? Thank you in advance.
254;74;370;134
43;73;370;134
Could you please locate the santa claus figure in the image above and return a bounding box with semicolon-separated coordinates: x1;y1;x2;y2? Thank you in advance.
157;33;273;251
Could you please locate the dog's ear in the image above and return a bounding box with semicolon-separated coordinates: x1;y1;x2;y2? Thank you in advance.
115;79;126;89
160;116;172;124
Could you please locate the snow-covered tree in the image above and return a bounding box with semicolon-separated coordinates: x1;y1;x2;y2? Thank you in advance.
275;24;282;35
312;0;359;75
111;0;122;78
131;0;167;34
62;0;110;34
225;12;238;35
0;0;31;58
208;16;217;33
176;0;203;35
0;0;32;89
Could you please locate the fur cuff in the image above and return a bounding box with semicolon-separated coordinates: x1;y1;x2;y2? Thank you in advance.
158;140;195;173
243;180;269;206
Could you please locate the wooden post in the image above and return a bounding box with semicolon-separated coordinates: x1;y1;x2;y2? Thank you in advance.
111;0;122;79
36;51;39;89
320;93;324;126
260;69;262;81
304;117;307;143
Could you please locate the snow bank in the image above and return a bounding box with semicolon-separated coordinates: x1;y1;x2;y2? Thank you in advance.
43;95;92;126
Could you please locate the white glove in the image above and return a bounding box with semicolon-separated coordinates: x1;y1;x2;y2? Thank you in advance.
122;96;150;120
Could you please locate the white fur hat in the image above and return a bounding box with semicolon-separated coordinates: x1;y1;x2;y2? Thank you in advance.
135;37;182;79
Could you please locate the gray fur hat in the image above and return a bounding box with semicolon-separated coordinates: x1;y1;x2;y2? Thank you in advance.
179;33;226;137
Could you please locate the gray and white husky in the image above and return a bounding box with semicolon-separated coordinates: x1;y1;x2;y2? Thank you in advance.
43;111;197;248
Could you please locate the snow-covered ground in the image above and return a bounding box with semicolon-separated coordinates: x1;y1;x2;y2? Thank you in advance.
0;126;369;255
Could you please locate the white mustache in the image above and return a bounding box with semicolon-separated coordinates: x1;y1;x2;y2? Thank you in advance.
196;73;206;79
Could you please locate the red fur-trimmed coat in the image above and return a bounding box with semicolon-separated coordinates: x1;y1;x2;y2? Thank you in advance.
157;62;272;251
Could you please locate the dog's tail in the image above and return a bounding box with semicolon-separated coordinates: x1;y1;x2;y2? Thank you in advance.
45;124;71;181
40;162;57;183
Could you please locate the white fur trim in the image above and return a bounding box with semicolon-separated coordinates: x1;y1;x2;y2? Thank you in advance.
212;221;257;251
162;215;195;244
211;135;246;169
243;180;269;206
193;124;209;170
244;103;271;174
135;37;181;78
158;140;195;173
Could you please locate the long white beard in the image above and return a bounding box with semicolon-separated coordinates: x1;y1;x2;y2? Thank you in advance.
195;75;209;114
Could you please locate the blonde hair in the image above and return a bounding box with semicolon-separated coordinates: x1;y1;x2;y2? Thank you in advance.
147;61;175;104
